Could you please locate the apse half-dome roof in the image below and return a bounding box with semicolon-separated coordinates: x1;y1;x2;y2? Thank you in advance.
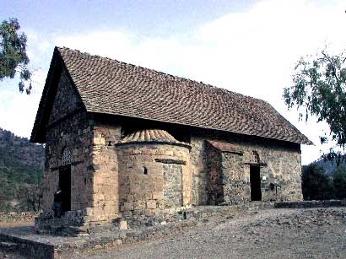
119;129;184;145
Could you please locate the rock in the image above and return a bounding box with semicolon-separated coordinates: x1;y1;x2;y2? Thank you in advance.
94;244;102;249
119;220;128;230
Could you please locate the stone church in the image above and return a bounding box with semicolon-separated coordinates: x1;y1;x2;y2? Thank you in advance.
31;47;311;228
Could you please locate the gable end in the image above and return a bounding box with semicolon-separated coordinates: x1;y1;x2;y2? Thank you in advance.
30;48;86;143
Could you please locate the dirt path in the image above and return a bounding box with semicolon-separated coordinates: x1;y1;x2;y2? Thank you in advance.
81;208;346;259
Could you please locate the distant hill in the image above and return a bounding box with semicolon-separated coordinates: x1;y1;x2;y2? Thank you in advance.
308;154;346;176
0;128;44;211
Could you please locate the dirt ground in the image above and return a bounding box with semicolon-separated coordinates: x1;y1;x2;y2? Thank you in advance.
78;207;346;259
0;212;36;228
0;207;345;258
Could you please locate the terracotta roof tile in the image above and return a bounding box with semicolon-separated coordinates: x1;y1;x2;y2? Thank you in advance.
32;47;312;145
120;129;182;144
207;140;243;154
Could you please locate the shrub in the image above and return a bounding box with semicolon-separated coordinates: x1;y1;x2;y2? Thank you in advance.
302;164;334;200
333;166;346;199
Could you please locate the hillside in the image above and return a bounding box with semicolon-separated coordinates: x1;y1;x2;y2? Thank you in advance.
0;128;44;211
310;155;346;176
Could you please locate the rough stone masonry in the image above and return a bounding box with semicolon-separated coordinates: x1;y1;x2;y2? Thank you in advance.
31;47;311;230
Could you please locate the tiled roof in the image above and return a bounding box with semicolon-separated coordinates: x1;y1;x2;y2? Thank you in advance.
207;140;243;154
31;47;312;144
120;129;181;144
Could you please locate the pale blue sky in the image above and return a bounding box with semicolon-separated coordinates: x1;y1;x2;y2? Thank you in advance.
0;0;345;164
1;0;255;36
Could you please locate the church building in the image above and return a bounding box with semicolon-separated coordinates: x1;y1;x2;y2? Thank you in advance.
31;47;311;228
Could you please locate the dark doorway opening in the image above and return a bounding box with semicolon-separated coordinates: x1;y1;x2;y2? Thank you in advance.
250;165;262;201
58;165;71;213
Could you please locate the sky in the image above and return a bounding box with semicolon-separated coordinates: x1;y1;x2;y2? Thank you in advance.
0;0;345;165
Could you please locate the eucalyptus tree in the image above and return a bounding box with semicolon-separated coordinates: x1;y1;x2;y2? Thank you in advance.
0;18;31;94
284;50;346;164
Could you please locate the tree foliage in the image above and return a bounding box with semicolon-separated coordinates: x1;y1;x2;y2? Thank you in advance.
333;165;346;199
283;50;346;148
0;128;44;212
302;164;334;200
16;184;43;212
0;18;32;94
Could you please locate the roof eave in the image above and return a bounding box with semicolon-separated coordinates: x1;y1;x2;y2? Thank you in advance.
30;47;89;144
30;48;61;143
90;111;312;145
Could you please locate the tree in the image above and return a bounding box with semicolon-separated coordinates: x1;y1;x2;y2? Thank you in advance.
301;164;334;200
283;50;346;153
333;165;346;199
17;183;43;212
0;18;31;94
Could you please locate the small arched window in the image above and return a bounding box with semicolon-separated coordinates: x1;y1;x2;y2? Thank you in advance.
252;151;260;164
62;147;72;165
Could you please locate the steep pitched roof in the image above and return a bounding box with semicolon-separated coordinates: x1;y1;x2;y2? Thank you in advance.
31;47;312;145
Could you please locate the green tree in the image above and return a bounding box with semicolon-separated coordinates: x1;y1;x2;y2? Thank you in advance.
17;183;43;212
302;164;334;200
283;50;346;152
0;18;31;94
333;165;346;199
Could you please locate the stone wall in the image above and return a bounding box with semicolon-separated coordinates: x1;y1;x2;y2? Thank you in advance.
221;152;249;204
190;133;302;205
90;124;121;222
43;69;93;213
48;70;83;125
206;144;223;205
236;139;302;202
190;138;208;205
116;143;191;221
38;69;303;228
39;70;120;227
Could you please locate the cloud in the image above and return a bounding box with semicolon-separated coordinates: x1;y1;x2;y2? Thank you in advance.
1;0;345;164
0;68;46;137
0;28;51;138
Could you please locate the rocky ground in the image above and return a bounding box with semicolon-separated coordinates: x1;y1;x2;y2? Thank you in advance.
0;207;345;258
78;207;346;259
0;212;36;228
